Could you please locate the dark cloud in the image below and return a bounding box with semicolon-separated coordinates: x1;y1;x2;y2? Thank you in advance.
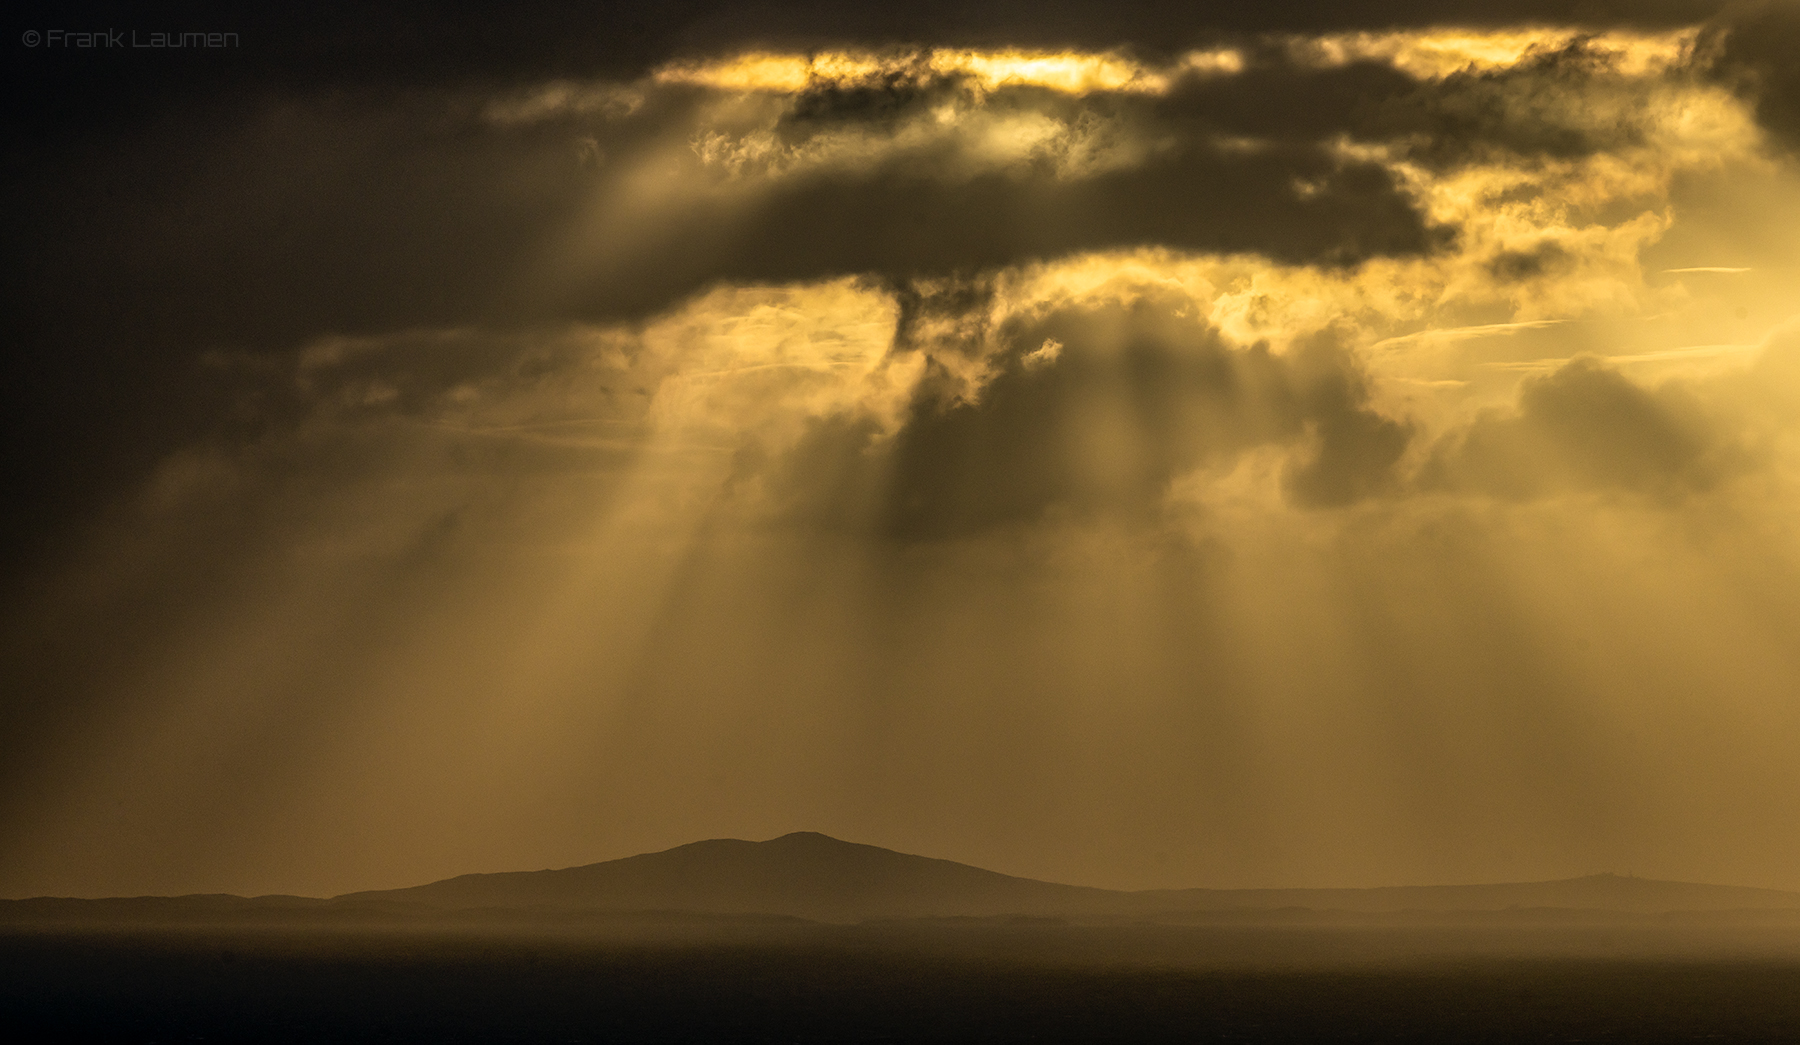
772;43;1662;187
0;0;1739;580
1702;2;1800;154
1367;41;1661;165
607;149;1446;302
1131;40;1673;171
1422;357;1751;500
768;294;1411;538
4;68;1465;343
1487;241;1576;282
779;66;962;138
1155;59;1419;144
887;276;1001;358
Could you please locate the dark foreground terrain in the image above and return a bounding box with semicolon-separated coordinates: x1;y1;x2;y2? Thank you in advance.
6;922;1800;1043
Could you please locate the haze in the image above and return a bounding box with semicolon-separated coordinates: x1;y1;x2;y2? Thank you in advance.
4;0;1800;902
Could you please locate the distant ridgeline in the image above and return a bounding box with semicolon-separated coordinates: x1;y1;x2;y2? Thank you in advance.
7;833;1800;927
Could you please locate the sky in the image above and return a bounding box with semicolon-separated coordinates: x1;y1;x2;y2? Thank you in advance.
3;0;1799;899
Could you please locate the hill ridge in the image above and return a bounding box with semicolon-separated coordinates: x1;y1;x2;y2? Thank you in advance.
9;834;1800;924
328;832;1800;921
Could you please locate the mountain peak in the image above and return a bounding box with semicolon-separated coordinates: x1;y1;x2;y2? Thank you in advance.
762;831;892;854
347;832;1087;920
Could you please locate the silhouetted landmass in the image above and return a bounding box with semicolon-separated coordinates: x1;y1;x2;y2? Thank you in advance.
6;832;1800;929
342;831;1800;921
339;831;1116;921
8;835;1800;1042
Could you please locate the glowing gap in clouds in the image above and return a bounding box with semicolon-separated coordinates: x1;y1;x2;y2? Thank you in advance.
641;27;1695;99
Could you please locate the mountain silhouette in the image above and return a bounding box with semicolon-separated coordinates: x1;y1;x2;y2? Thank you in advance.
335;832;1117;922
328;832;1800;922
8;834;1800;926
